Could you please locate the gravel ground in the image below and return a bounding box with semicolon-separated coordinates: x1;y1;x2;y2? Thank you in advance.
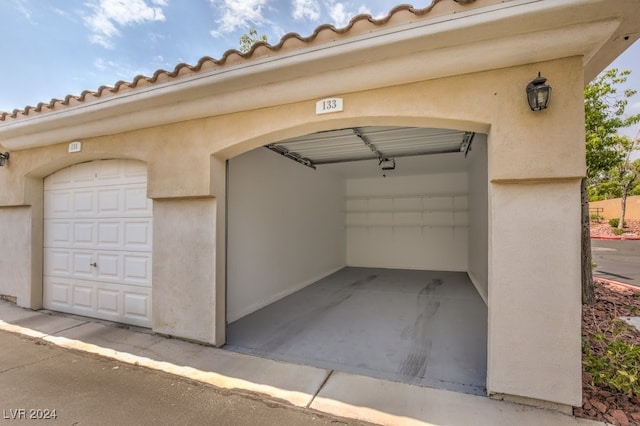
591;219;640;239
575;280;640;425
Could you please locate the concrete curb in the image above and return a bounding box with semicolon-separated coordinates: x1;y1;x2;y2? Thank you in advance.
594;277;640;291
591;236;640;241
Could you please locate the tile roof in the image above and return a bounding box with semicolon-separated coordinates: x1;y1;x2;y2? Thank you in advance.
0;0;480;122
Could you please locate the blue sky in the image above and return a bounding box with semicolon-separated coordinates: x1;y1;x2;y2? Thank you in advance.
1;0;639;140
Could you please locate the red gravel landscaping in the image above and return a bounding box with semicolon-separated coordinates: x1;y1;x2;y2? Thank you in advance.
575;280;640;425
590;219;640;240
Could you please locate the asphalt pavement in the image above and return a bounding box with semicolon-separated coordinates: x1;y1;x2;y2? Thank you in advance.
591;239;640;287
0;330;363;426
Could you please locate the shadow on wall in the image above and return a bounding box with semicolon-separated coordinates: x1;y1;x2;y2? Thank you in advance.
590;195;640;220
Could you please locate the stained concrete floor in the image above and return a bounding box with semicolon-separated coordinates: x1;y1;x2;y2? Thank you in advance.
225;267;488;395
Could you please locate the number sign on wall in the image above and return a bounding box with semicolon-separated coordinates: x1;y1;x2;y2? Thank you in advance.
316;98;344;115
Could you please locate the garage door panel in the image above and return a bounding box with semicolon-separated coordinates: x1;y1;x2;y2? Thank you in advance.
97;188;121;214
74;190;96;215
97;289;120;314
44;276;152;327
47;187;150;219
124;187;152;213
47;250;72;275
44;191;72;216
123;293;150;320
97;221;122;247
96;253;121;279
96;160;124;181
48;279;71;307
47;220;150;252
73;286;94;310
123;255;151;284
73;222;95;246
74;162;98;183
72;252;95;276
46;166;73;186
124;221;152;250
44;159;152;328
45;220;72;245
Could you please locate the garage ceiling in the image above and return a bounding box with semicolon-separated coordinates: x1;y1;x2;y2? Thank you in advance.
266;126;474;169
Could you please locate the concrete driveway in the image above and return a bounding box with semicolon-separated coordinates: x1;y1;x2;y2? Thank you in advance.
591;239;640;287
0;330;362;426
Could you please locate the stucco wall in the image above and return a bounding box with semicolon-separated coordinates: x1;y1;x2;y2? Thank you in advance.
487;180;582;406
152;198;221;344
589;195;640;220
467;135;489;303
227;148;345;322
0;207;32;303
345;172;469;271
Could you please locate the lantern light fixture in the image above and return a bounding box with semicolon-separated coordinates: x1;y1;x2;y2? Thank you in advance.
0;152;9;167
526;72;552;111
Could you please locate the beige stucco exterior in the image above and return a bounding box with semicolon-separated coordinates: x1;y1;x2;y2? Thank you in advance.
1;0;639;412
590;195;640;220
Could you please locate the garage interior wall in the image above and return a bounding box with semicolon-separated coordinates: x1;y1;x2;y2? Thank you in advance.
345;171;469;271
227;148;346;322
466;134;488;303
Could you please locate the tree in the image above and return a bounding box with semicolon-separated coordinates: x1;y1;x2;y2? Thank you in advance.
585;69;640;184
588;136;640;203
618;156;640;230
582;69;640;304
239;26;267;53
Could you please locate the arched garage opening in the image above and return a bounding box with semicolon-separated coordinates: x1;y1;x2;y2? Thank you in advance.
43;159;153;328
225;126;488;394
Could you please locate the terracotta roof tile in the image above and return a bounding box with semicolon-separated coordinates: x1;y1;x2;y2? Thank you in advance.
0;0;480;122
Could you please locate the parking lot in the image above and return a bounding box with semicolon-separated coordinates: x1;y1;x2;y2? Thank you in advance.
592;239;640;287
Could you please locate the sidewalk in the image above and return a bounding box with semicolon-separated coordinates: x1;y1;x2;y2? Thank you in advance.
0;300;604;426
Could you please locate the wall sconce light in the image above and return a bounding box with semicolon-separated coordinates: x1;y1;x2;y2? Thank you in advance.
526;72;552;111
0;152;9;167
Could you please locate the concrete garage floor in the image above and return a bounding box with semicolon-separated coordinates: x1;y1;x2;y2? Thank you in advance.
225;267;488;395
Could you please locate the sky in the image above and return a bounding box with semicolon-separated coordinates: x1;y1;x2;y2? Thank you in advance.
0;0;639;140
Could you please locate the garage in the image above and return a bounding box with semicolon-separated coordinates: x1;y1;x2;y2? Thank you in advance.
43;159;153;328
226;126;488;393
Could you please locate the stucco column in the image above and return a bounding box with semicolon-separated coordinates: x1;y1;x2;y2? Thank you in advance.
482;58;585;408
0;176;44;309
152;197;222;345
487;180;583;407
150;156;227;347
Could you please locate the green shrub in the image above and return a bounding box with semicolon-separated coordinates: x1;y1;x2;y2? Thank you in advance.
613;228;625;236
609;218;628;228
590;214;603;221
583;323;640;397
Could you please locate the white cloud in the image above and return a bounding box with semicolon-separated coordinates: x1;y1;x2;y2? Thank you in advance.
84;0;167;49
209;0;269;37
357;5;371;16
292;0;320;21
631;101;640;111
323;1;373;28
328;2;349;27
12;0;35;23
93;57;108;71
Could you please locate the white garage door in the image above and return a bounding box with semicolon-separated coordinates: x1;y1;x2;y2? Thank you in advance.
43;160;153;327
